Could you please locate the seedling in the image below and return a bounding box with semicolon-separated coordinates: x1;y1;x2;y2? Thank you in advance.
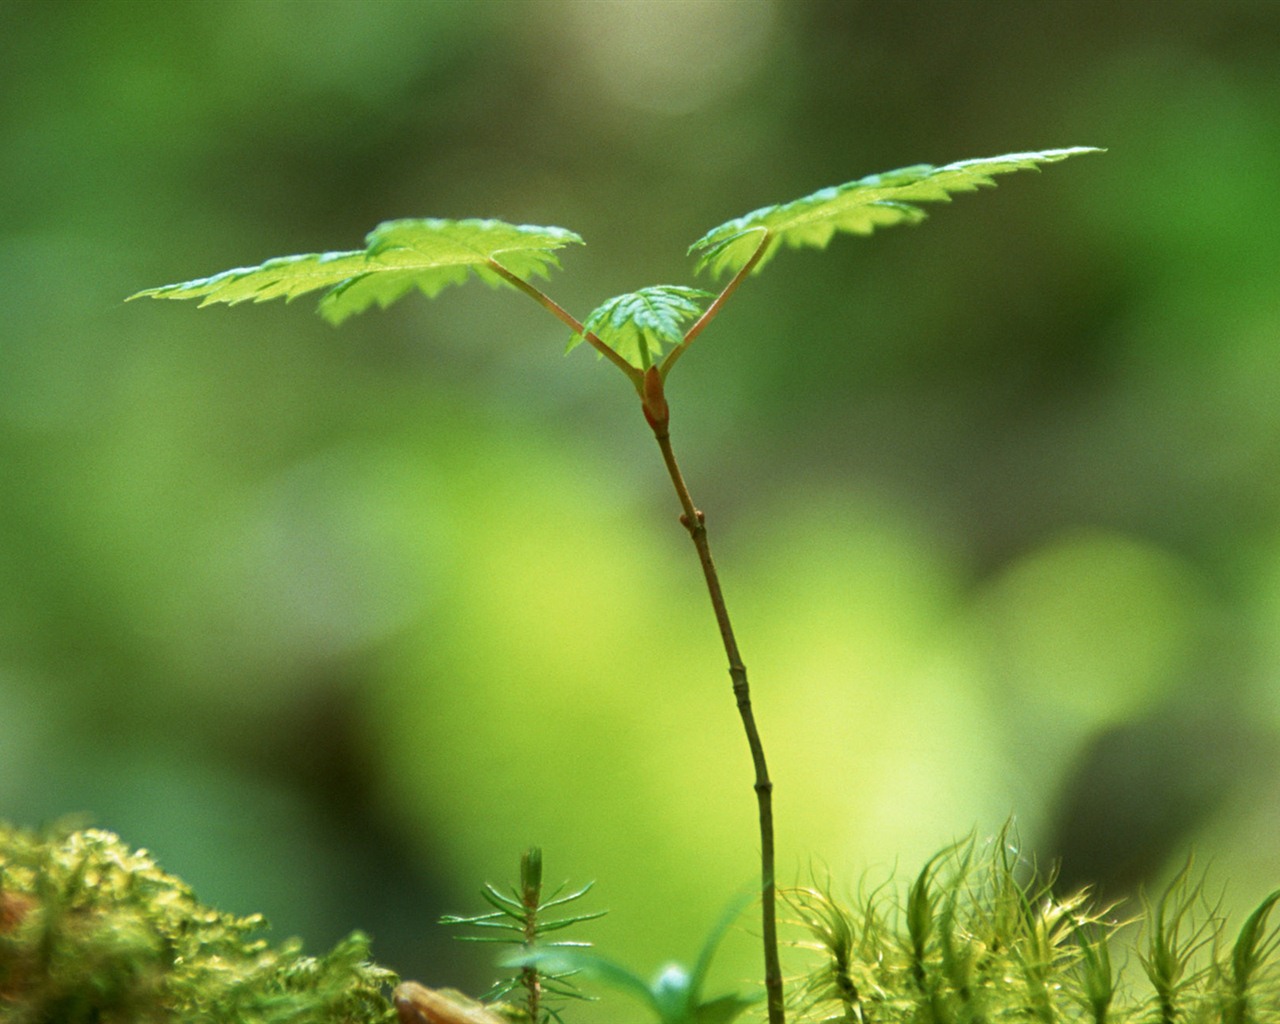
440;847;603;1024
129;146;1103;1023
502;893;760;1024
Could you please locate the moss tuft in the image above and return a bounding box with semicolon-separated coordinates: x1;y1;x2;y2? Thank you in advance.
785;829;1280;1024
0;822;397;1024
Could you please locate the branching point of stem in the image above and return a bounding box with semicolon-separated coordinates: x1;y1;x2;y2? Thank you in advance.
641;366;670;431
501;248;785;1024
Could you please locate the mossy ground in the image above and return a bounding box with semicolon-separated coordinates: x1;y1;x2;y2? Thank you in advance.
3;822;1278;1024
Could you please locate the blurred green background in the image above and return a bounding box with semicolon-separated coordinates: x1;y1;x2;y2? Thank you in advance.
3;0;1280;1013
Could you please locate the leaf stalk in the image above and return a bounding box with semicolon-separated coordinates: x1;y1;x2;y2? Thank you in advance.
660;231;770;379
485;260;642;386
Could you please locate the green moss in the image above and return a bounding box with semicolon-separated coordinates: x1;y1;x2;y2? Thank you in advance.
0;822;396;1024
785;830;1280;1024
6;822;1278;1024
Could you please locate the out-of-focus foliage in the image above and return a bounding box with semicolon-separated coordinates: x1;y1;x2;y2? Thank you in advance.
3;3;1280;1022
0;822;396;1024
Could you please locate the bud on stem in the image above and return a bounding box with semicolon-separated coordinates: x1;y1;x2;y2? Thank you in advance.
641;365;669;432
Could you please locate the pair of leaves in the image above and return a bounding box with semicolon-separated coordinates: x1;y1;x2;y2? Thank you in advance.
129;147;1101;368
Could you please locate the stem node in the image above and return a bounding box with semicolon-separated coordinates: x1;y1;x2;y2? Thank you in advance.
679;510;705;533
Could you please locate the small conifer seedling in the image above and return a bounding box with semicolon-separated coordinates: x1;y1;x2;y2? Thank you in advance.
130;147;1104;1024
436;846;604;1024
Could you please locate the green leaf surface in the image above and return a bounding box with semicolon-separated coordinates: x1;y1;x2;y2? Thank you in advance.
569;285;714;370
690;993;761;1024
503;949;659;1012
688;146;1103;278
129;218;584;325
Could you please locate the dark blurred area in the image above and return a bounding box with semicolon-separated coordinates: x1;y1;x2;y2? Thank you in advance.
3;0;1279;1012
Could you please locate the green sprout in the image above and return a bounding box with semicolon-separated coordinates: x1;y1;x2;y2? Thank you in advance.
502;895;760;1024
129;147;1103;1024
440;847;604;1024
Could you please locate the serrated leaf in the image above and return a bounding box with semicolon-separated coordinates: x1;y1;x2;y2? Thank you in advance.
689;146;1103;277
569;285;713;370
129;218;584;325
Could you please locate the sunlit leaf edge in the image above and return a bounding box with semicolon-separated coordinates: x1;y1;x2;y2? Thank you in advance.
688;146;1104;278
129;218;585;325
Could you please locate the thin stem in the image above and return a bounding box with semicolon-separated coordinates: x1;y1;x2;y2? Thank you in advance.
500;254;783;1021
486;259;642;387
521;850;543;1024
650;419;784;1024
659;231;770;379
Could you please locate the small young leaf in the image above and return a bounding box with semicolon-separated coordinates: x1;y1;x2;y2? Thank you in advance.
502;895;759;1024
129;218;584;325
506;949;658;1011
569;286;714;370
688;146;1103;278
